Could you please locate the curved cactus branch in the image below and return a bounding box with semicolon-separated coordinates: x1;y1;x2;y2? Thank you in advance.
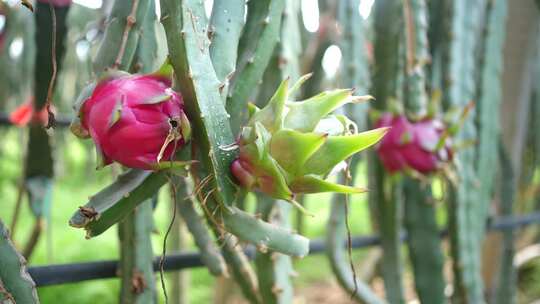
0;220;39;304
226;0;286;132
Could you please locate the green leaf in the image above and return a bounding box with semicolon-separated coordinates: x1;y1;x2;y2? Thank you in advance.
289;73;312;97
248;78;289;132
269;129;327;175
284;89;370;132
289;175;367;194
302;127;389;176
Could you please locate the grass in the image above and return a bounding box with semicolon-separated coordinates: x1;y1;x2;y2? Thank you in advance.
0;128;376;303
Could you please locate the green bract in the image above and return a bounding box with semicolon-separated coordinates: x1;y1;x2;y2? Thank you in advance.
231;76;389;211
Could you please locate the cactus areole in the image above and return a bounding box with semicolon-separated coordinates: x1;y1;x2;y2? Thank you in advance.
70;67;191;171
230;75;388;209
375;113;453;174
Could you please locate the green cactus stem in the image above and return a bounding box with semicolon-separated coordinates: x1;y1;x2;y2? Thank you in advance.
23;0;70;261
93;0;151;73
209;0;246;102
0;220;39;304
118;202;157;304
254;197;294;304
117;4;159;303
69;169;168;237
403;179;446;303
443;0;486;302
160;0;237;210
226;0;286;132
370;1;406;303
402;0;446;303
218;234;262;304
475;0;507;244
494;143;517;304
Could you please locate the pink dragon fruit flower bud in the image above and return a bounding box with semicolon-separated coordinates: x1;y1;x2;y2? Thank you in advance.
375;113;413;173
72;70;191;171
401;118;453;173
231;75;388;213
375;113;453;174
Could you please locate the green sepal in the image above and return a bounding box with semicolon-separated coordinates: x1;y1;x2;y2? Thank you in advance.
269;129;327;176
248;78;289;132
314;114;358;136
70;82;97;139
241;144;293;201
253;122;272;160
400;130;413;145
141;92;172;104
108;97;123;129
289;73;312;97
284;90;371;132
95;145;112;170
151;56;174;80
98;70;130;84
247;102;260;120
289;175;367;194
152;160;195;175
302;127;390;176
179;112;191;142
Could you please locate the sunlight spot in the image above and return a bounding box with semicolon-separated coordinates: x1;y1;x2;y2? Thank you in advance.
301;0;319;33
322;44;342;78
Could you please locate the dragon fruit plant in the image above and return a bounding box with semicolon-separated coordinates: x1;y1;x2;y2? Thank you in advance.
70;66;191;171
231;76;389;211
374;113;453;174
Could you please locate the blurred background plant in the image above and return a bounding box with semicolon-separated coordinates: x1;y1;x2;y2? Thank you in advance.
0;0;539;303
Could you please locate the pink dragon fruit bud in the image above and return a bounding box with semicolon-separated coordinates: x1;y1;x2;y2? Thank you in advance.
75;72;190;170
375;113;413;173
375;114;453;174
37;0;72;7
